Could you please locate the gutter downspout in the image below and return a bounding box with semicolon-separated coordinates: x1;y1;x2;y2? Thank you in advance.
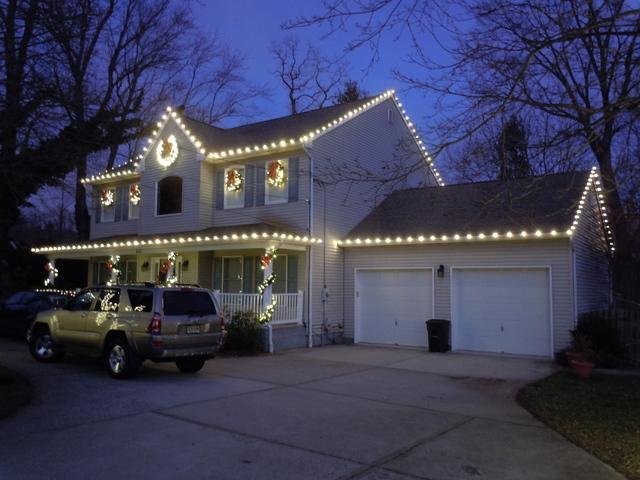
307;152;314;348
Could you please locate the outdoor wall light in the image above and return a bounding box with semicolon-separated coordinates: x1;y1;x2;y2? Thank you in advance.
182;260;189;270
141;261;149;271
437;264;445;278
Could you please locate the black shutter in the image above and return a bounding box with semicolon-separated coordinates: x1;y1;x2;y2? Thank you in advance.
213;256;222;290
121;185;129;221
244;165;255;208
114;187;122;222
288;157;299;202
94;190;101;224
287;255;298;293
242;256;254;293
215;170;224;210
255;162;265;206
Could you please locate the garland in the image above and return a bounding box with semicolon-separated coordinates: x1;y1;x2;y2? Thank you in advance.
44;262;59;287
106;255;121;286
100;188;115;207
267;160;286;188
226;168;243;192
129;184;141;205
259;297;278;324
166;251;178;284
257;273;276;294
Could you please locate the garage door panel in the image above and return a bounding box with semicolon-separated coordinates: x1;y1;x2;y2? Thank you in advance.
454;268;550;356
357;269;432;348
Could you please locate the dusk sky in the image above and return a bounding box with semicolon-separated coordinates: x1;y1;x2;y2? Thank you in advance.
195;1;451;128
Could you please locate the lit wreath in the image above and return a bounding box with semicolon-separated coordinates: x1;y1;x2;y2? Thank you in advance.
226;169;244;192
267;160;286;188
129;184;141;205
100;188;114;207
156;135;178;168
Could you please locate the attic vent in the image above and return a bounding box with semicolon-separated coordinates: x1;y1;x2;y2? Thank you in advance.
387;108;393;123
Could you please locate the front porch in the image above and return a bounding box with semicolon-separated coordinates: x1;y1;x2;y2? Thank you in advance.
213;291;304;325
33;225;318;329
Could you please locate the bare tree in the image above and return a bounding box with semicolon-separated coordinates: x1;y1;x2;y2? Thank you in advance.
287;0;640;260
272;36;345;114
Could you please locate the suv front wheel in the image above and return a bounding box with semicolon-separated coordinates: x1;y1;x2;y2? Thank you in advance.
105;336;141;379
29;326;65;363
176;358;206;373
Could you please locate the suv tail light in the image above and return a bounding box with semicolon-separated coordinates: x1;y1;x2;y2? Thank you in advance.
147;312;162;334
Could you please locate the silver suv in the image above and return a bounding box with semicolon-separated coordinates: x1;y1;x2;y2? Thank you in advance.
27;284;225;379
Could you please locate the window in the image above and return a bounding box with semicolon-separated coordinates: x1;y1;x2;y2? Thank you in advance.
67;289;99;311
265;159;288;205
101;187;116;222
124;261;137;283
92;262;111;285
127;289;153;312
163;291;216;316
94;288;120;312
272;255;288;293
222;256;244;292
156;176;182;215
128;183;140;219
223;166;245;209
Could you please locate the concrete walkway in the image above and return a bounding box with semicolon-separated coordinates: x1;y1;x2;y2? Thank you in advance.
0;339;623;479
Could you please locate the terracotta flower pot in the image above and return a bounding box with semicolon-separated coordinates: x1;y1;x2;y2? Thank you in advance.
570;359;595;379
565;351;586;364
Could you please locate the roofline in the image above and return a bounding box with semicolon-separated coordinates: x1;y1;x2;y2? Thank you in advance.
82;89;444;185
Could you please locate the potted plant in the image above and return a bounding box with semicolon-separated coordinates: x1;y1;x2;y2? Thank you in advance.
567;330;595;378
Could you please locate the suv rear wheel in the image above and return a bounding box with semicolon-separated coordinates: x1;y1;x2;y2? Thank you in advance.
105;336;141;379
29;326;65;363
175;358;206;373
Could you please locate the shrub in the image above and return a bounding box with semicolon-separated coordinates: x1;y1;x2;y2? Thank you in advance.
573;311;624;368
221;310;264;354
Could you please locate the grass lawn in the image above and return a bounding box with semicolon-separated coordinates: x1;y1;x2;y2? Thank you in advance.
518;371;640;479
0;365;32;419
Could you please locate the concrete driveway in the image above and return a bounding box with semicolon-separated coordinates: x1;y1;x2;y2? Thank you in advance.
0;338;623;480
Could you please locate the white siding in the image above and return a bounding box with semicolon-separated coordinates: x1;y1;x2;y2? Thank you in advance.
138;121;204;235
309;98;437;336
90;179;139;240
210;152;310;233
572;188;611;314
344;239;574;352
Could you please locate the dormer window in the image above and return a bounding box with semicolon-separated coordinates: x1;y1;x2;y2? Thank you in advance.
156;176;182;215
100;187;116;222
224;166;245;209
265;159;288;205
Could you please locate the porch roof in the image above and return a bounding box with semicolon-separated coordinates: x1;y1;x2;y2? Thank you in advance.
32;223;320;256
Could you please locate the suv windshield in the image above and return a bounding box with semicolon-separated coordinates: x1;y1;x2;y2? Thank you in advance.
163;291;216;316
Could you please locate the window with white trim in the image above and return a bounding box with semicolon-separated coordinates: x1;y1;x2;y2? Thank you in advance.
265;158;288;205
224;166;245;209
100;187;116;222
222;256;244;292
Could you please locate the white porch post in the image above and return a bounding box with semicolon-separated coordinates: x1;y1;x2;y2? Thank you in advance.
45;259;57;287
262;256;274;353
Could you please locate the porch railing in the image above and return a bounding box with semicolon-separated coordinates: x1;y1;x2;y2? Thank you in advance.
213;291;304;325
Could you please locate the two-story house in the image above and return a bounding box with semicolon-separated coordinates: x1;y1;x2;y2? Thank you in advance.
33;89;612;356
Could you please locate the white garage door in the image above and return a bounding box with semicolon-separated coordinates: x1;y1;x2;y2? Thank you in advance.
356;269;433;347
452;268;551;356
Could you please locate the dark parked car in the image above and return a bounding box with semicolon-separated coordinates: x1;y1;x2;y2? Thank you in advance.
0;291;70;338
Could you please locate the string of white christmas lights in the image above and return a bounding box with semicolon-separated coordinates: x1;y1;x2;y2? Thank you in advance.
81;89;443;186
32;231;322;254
338;167;614;252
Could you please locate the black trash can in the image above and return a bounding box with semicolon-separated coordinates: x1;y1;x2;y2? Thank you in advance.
426;319;450;352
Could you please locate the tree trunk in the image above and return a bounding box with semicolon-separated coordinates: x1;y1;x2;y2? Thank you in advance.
74;156;90;240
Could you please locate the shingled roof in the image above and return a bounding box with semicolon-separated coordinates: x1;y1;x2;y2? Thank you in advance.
181;97;375;152
346;171;590;239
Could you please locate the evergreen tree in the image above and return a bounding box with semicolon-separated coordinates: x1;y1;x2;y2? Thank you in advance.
493;116;530;180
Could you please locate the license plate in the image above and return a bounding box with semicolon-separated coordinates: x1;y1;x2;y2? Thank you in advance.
186;325;201;334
